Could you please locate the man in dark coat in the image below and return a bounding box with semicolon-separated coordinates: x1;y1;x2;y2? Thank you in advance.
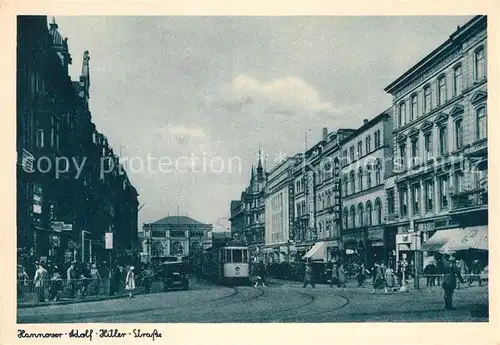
442;255;465;310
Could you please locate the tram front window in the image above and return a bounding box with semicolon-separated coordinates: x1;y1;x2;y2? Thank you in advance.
243;250;248;263
232;249;244;263
226;249;232;263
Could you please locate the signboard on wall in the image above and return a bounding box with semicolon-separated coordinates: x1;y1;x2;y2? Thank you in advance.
288;182;295;240
332;158;341;223
105;232;113;249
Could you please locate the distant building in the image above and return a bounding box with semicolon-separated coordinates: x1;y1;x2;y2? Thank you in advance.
142;216;212;261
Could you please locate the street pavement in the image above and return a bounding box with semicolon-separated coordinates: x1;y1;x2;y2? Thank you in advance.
17;279;488;323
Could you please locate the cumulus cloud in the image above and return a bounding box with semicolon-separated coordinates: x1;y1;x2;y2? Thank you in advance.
206;75;343;117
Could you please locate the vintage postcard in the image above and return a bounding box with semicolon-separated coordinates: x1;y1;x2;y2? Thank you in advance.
1;1;499;344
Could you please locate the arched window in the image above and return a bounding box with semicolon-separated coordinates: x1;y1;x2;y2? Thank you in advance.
399;102;407;127
455;118;464;150
357;203;364;228
366;164;372;189
476;107;487;140
343;174;348;197
366;201;373;226
349;205;356;229
423;85;432;114
350;171;356;194
437;75;447;106
375;159;381;185
366;135;372;154
358;167;363;191
453;65;462;96
475;47;485;80
343;207;349;229
374;198;382;225
411;94;418;121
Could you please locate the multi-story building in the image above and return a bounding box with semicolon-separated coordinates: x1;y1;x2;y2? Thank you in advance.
142;216;212;260
229;199;245;241
340;112;394;268
16;16;139;272
296;128;354;262
264;157;296;263
384;15;487;270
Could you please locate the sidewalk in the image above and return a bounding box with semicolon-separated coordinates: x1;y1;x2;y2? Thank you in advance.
18;287;145;309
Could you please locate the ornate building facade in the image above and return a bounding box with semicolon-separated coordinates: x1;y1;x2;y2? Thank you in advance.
384;15;487;270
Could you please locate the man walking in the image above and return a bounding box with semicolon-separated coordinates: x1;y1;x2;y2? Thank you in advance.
442;254;465;310
303;263;315;288
34;261;48;302
254;260;267;288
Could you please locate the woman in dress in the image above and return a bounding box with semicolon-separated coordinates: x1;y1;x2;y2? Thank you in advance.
371;262;388;294
89;264;101;296
385;263;396;292
125;266;136;298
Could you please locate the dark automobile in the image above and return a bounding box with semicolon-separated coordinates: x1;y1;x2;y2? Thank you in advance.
160;261;189;291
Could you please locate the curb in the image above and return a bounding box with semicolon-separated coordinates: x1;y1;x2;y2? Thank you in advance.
18;289;145;309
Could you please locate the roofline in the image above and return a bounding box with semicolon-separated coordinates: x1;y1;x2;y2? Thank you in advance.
339;109;392;146
384;15;486;94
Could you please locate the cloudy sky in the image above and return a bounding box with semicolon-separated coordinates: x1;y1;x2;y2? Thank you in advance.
52;15;473;228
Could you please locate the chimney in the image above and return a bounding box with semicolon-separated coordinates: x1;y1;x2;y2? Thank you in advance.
363;119;369;125
322;127;328;141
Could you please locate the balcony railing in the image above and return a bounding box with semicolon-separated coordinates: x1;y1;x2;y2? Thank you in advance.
450;189;488;211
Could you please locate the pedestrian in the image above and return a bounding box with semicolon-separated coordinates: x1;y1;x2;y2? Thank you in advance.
470;260;482;286
90;264;101;296
303;263;315;288
110;264;121;296
141;264;154;294
385;264;396;291
254;261;267;288
435;256;443;286
356;262;366;287
337;263;347;288
17;264;29;300
49;272;63;301
33;261;48;302
125;266;136;298
424;260;437;287
77;274;89;299
371;262;387;294
66;262;77;298
442;254;465;310
330;262;338;288
456;258;468;289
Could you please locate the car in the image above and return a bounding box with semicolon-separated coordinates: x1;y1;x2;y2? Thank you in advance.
160;261;189;291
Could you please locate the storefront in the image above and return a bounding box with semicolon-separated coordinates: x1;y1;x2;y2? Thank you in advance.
303;241;338;262
342;231;365;265
366;228;384;268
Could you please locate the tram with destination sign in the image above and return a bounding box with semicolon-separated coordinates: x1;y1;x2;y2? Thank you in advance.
199;245;251;285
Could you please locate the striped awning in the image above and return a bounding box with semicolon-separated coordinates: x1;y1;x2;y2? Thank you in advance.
421;229;457;252
439;226;488;252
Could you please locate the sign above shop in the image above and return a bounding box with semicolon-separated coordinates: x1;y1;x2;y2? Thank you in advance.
51;221;73;232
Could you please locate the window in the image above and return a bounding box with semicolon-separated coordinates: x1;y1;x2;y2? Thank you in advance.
424;179;434;212
476;107;487;140
357;141;363;159
439;126;448;155
399;102;407;127
366;135;371;154
343;174;348;197
366;164;372;189
342;150;348;166
475;47;485;80
411;94;418;120
454;170;463;195
349;146;355;162
343;207;348;229
399;187;408;217
387;189;395;215
455;119;463;150
399;143;407;170
50;117;55;148
411;184;420;216
357;204;363;228
411;139;419;167
358;168;363;191
453;65;462;96
374;130;381;149
366;202;373;226
350;171;356;194
374;163;380;186
438;75;447;106
349;206;355;229
232;250;243;263
439;175;449;210
374;199;382;225
36;128;44;148
424;86;432;113
424;132;433;161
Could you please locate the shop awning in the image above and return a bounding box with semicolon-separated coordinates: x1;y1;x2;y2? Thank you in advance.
421;229;457;252
303;241;326;260
439;226;488;252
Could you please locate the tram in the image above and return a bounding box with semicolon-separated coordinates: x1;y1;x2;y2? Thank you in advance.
200;245;251;285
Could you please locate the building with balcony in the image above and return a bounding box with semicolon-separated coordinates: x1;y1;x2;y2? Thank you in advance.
383;15;488;270
340;112;394;268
